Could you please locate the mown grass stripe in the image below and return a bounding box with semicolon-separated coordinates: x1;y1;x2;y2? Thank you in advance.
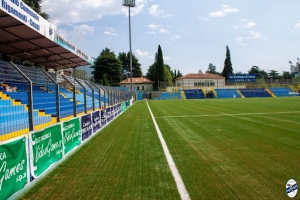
146;101;191;200
154;110;300;118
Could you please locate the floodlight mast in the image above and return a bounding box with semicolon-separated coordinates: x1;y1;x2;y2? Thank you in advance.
123;0;135;97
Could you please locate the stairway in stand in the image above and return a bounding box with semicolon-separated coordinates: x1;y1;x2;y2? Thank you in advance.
180;91;186;100
201;87;206;98
236;90;245;98
265;88;276;97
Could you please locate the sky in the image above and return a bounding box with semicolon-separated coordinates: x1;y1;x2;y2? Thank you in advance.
41;0;300;76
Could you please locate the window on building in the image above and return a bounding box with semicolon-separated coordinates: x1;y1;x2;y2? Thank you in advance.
137;86;139;90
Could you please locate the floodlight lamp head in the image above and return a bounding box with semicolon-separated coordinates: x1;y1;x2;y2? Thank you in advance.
123;0;135;7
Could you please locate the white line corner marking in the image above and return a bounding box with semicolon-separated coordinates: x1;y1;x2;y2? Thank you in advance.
146;101;191;200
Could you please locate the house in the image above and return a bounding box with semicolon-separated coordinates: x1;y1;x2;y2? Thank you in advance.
175;73;225;90
120;77;154;92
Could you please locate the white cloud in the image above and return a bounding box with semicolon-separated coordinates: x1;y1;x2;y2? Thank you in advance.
56;24;94;42
149;4;161;16
163;56;170;61
72;24;94;36
159;28;169;33
295;23;300;29
104;31;117;36
149;4;171;18
147;23;169;35
103;27;117;36
147;31;156;35
208;4;239;18
148;23;162;30
42;0;147;26
171;35;180;40
135;49;150;57
241;19;256;28
236;36;243;42
249;31;261;39
198;16;209;22
236;31;265;43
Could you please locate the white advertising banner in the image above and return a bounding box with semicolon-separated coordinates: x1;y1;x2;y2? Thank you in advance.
1;0;93;65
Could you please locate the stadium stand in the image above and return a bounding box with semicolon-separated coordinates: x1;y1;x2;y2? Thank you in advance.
239;88;271;98
269;87;298;97
215;89;240;98
152;92;182;100
0;61;128;140
184;89;205;99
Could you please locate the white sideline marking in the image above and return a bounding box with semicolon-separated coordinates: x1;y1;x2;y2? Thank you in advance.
146;101;190;200
155;111;300;119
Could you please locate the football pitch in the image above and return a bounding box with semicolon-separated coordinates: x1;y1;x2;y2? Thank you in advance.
19;98;300;199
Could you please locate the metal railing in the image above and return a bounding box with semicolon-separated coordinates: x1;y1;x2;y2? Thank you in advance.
0;61;132;140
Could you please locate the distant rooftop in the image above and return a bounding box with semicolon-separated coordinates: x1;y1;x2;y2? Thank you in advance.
120;77;154;84
176;73;225;80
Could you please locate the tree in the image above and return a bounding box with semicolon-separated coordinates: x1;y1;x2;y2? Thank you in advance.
248;66;260;75
164;65;173;87
248;66;268;79
281;71;292;79
91;48;122;86
23;0;50;20
157;45;165;82
102;73;110;86
118;52;142;79
268;70;280;79
222;45;233;80
259;70;268;79
206;63;217;74
146;45;165;90
172;69;183;84
177;70;183;77
146;63;157;84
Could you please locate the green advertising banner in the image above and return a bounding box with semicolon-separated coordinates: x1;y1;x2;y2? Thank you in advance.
121;102;126;112
62;118;81;155
0;136;29;200
30;124;63;178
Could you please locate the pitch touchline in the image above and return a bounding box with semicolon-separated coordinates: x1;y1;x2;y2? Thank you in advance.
155;111;300;118
146;101;190;200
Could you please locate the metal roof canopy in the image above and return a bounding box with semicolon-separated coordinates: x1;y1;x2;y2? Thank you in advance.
0;10;91;70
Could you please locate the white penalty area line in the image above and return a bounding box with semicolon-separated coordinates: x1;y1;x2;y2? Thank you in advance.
146;101;190;200
154;110;300;119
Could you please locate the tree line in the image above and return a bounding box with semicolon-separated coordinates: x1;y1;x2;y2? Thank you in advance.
206;45;294;80
91;46;183;88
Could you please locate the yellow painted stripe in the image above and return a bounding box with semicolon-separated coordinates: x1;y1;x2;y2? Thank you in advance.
60;115;74;122
0;128;29;142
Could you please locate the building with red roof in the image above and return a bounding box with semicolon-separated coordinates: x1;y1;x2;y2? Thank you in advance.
120;77;154;92
175;73;225;89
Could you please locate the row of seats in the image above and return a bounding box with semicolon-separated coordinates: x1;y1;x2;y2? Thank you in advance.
183;88;297;99
153;92;182;100
184;89;205;99
269;87;298;97
239;88;270;98
0;61;125;138
215;89;240;98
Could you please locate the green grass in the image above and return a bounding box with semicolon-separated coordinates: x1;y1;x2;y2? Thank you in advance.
19;102;180;200
19;97;300;199
148;98;300;199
